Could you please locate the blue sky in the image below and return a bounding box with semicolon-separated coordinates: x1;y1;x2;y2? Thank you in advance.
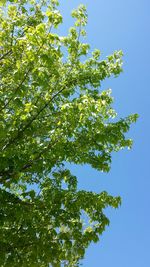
58;1;150;266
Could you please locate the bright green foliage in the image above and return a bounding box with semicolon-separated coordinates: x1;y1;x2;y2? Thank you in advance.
0;1;138;266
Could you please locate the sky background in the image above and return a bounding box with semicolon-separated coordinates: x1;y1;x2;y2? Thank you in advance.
57;1;150;267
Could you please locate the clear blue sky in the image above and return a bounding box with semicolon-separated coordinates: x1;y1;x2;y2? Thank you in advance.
58;1;150;266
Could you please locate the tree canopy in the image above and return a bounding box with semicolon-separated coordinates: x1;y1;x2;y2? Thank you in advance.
0;1;138;266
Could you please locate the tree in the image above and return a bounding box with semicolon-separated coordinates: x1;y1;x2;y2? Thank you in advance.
0;1;138;266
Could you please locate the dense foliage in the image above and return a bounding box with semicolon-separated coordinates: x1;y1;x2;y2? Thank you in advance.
0;0;138;266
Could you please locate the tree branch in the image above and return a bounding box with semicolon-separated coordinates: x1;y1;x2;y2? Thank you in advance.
0;67;31;112
0;49;12;61
2;74;76;151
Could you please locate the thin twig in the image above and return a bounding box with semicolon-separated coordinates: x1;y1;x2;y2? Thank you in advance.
0;49;12;61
